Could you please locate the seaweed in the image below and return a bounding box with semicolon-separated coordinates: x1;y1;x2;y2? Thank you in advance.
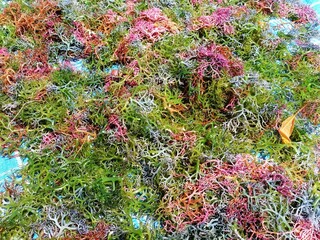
0;0;319;239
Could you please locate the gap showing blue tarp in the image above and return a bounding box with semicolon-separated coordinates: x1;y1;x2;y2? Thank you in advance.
0;152;27;191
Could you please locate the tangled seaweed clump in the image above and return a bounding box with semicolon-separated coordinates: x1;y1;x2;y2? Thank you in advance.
0;0;319;239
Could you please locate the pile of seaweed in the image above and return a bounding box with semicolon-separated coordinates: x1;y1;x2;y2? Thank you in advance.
0;0;319;239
